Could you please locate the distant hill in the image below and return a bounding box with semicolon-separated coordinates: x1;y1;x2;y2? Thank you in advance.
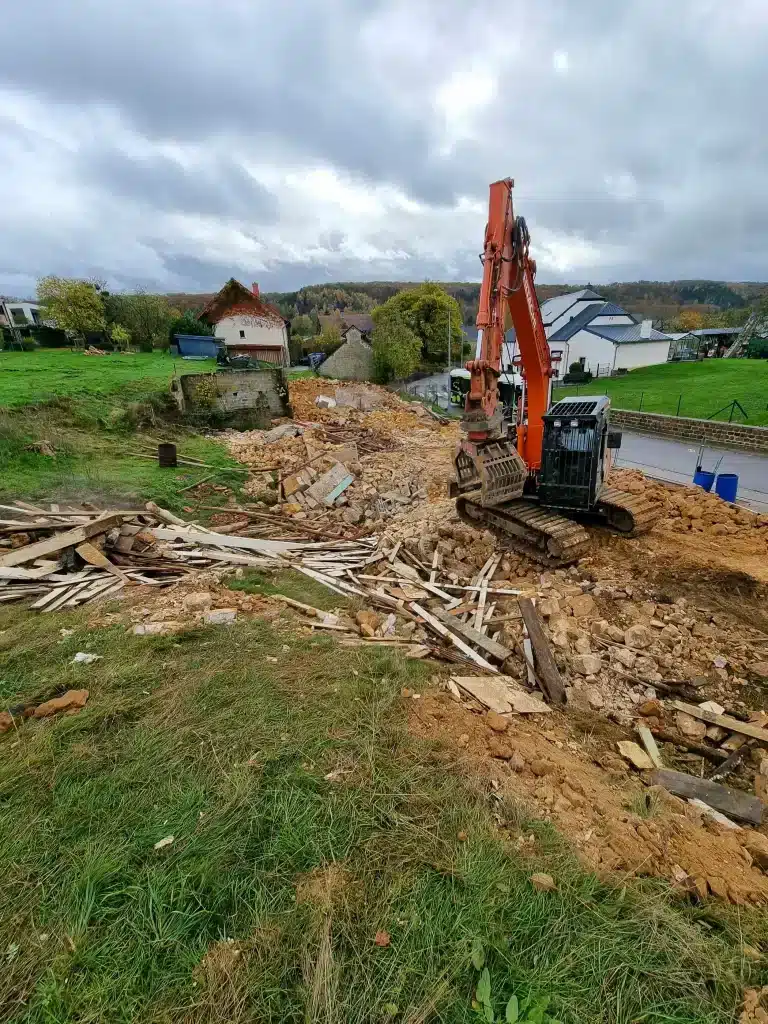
163;280;768;331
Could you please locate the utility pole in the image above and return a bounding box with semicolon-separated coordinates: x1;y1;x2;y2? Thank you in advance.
448;306;451;372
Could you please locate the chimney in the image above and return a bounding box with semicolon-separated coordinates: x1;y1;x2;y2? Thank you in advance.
251;282;260;297
640;319;652;339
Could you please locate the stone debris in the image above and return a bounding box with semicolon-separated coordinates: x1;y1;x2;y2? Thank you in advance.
33;689;89;718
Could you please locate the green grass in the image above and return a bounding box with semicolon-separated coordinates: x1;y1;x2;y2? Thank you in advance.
0;349;253;514
553;359;768;425
0;350;216;409
0;606;763;1023
228;569;349;612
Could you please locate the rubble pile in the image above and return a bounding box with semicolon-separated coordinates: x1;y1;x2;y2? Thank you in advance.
611;468;768;546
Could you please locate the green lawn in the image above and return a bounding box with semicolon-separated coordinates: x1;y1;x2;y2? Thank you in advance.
553;359;768;426
0;349;247;514
0;350;216;410
0;598;761;1023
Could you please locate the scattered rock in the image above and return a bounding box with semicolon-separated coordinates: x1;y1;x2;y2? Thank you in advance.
315;395;337;409
744;833;768;871
153;835;175;850
71;652;101;665
675;711;707;740
485;711;509;733
586;687;605;709
356;610;380;637
374;930;391;947
538;597;560;618
487;736;515;759
0;712;14;734
204;608;237;625
617;740;653;770
529;872;557;892
573;654;602;676
749;662;768;681
624;624;652;649
612;647;636;670
569;593;596;618
33;689;89;718
182;591;212;611
530;758;554;777
638;699;663;717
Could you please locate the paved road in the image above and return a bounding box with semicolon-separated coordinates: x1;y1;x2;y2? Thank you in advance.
615;433;768;512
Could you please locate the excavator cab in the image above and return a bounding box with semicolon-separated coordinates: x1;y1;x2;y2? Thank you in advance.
538;396;622;511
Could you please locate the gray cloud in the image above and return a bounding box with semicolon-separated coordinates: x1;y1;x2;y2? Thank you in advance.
0;0;767;296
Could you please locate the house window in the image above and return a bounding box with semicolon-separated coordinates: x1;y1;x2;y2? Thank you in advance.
10;308;27;325
239;329;245;339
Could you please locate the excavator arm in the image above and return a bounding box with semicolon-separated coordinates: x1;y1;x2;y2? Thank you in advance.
454;178;554;507
465;177;552;469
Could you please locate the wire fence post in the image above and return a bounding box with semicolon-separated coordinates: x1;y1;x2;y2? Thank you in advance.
638;391;644;412
729;400;735;423
676;393;682;417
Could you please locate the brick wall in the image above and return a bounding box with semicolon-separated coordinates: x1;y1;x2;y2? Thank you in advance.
609;409;768;453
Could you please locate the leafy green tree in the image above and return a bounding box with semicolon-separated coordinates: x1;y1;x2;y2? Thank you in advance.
372;315;421;382
318;325;342;354
291;314;314;338
167;310;215;346
372;283;462;366
110;324;132;351
109;291;173;351
37;276;106;346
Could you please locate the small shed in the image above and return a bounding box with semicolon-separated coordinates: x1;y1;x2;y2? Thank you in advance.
171;334;220;359
317;326;374;381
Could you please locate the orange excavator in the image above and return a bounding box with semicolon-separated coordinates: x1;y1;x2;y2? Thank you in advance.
452;177;658;565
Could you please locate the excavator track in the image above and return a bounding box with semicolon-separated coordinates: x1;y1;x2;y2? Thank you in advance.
456;493;592;567
596;486;661;536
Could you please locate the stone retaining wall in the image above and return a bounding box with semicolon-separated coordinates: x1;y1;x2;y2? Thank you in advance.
609;409;768;453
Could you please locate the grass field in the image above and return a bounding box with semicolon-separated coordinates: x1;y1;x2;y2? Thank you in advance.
0;350;216;409
0;350;248;513
553;359;768;426
0;593;762;1023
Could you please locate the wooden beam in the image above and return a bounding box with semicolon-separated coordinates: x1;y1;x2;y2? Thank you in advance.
652;768;764;825
708;741;755;782
637;725;664;769
410;602;497;672
430;607;511;662
517;598;566;705
0;514;125;568
669;701;768;746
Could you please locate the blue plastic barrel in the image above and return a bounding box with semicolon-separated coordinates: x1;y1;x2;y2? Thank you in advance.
693;469;715;491
715;473;739;503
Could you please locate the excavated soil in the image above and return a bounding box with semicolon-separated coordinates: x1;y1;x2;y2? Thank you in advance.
410;692;768;905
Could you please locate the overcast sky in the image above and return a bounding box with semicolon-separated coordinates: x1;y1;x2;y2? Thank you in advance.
1;0;767;298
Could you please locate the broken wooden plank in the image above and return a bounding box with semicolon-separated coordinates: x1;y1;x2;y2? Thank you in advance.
517;597;566;705
669;701;768;746
410;602;497;672
708;741;755;783
39;579;97;612
430;607;511;662
650;727;728;763
652;768;764;825
452;676;551;714
0;565;62;581
637;725;664;769
0;514;125;568
75;541;130;582
151;527;294;557
429;548;439;585
473;580;488;632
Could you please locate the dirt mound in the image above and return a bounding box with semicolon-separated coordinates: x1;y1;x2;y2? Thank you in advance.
411;692;768;905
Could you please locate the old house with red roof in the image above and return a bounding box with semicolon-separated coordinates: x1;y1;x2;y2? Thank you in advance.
199;279;289;365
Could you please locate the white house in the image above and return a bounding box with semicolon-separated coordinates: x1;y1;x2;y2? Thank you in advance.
199;279;288;365
501;288;671;376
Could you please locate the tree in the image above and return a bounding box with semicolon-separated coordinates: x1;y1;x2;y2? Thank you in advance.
371;283;462;366
671;308;705;333
110;324;132;351
167;310;215;346
109;291;173;351
317;325;342;354
291;314;314;338
37;276;106;346
372;316;421;382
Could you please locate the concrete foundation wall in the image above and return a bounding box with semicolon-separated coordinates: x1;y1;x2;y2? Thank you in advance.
609;408;768;452
172;368;290;428
318;331;374;381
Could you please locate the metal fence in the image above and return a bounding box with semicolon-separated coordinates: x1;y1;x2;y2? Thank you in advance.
552;384;752;423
